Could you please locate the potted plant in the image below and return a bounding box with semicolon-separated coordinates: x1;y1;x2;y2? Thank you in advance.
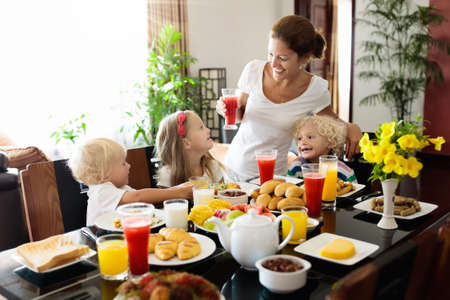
359;116;445;229
357;0;450;121
126;25;206;146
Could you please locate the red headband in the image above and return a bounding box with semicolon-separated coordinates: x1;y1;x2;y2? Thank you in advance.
177;111;186;136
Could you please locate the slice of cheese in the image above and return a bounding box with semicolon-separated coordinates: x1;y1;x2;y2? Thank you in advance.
320;238;355;259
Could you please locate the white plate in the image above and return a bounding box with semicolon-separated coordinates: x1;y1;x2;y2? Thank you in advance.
249;176;303;186
95;209;165;231
236;182;259;196
337;183;366;197
196;223;218;234
12;248;96;273
149;233;216;266
353;198;438;220
294;233;379;265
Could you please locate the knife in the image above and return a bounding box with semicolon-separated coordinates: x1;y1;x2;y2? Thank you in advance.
81;227;98;243
355;191;383;202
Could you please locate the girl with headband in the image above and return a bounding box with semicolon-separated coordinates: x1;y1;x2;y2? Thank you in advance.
155;110;224;187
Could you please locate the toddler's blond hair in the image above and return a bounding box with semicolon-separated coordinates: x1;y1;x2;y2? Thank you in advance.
69;138;126;185
293;115;346;158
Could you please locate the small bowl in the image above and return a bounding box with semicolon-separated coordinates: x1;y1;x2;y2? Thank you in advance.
255;254;311;294
217;189;248;206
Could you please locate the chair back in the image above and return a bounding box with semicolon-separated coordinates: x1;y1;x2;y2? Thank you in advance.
20;159;87;241
126;146;156;189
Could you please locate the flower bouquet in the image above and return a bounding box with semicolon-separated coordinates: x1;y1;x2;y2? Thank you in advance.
359;116;445;229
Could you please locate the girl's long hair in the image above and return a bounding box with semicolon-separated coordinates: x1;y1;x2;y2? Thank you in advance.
155;110;223;186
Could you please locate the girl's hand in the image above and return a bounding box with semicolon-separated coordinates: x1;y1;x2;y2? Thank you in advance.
171;182;193;200
345;123;362;160
215;97;226;118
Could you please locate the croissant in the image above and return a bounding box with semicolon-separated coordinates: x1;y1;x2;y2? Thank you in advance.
159;228;191;244
154;241;177;260
148;233;164;253
177;237;201;260
274;182;296;197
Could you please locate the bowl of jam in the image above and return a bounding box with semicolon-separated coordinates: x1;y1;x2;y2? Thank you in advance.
217;189;248;206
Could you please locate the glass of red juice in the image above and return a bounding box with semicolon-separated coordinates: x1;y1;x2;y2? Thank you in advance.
117;203;154;278
221;88;238;130
302;163;326;218
255;149;277;185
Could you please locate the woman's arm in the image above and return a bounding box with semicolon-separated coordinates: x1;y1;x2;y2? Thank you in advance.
216;92;249;123
318;106;362;160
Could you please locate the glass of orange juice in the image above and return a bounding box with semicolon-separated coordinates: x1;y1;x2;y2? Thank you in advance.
188;175;210;187
96;234;128;280
281;206;308;244
319;155;338;210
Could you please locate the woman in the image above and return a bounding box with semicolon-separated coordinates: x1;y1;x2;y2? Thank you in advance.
216;15;362;182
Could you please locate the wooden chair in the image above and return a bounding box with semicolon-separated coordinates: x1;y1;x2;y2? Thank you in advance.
327;226;442;300
20;159;87;241
126;146;156;189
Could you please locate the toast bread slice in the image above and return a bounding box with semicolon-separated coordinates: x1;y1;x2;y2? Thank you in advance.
16;234;89;272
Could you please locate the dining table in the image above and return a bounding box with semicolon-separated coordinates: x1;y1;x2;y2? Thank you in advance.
0;152;448;300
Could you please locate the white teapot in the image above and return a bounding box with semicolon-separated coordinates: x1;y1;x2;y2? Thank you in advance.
207;209;294;270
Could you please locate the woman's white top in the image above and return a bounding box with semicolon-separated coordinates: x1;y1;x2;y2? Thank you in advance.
86;182;134;226
224;59;330;182
158;160;224;187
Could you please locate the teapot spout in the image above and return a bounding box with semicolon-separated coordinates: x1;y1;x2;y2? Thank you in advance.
207;217;231;252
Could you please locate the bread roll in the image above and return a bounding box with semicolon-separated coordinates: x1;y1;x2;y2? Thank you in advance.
154;241;177;260
285;186;304;198
274;182;296;197
177;237;201;260
268;196;283;210
148;233;164;253
251;188;260;200
256;194;271;207
159;228;190;244
16;235;89;272
260;180;282;194
277;197;305;210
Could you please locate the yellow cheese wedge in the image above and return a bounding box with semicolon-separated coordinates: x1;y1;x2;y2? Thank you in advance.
320;238;355;259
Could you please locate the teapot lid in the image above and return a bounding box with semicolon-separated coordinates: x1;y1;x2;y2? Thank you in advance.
233;209;271;227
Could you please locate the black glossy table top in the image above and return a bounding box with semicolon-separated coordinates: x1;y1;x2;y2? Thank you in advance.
0;153;448;300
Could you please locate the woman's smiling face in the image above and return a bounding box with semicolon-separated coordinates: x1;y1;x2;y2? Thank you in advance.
267;38;304;81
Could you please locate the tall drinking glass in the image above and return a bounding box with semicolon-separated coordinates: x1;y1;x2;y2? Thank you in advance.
117;203;153;278
221;88;239;130
319;155;338;209
255;149;277;185
193;183;215;206
302;163;326;218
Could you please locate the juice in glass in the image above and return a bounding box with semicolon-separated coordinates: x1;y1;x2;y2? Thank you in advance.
281;206;308;244
303;173;325;218
319;155;338;209
255;149;277;185
96;234;128;280
222;88;238;130
188;175;210;187
193;184;214;206
122;216;151;277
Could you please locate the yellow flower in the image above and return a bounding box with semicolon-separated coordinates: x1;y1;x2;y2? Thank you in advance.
419;139;430;149
404;156;423;178
394;155;407;176
380;122;395;139
382;152;399;174
363;144;376;163
359;133;370;152
397;134;420;150
428;136;446;151
374;143;396;163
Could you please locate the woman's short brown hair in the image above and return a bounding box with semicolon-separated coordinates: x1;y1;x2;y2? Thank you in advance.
271;15;326;59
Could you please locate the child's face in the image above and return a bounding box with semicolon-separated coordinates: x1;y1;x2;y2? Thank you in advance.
109;156;130;188
297;121;332;162
184;114;213;153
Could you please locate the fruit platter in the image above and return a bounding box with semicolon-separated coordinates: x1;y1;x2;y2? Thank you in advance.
188;200;275;234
